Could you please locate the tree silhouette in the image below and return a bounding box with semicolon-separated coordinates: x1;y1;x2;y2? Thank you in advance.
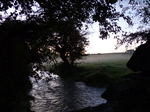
47;20;89;67
118;0;150;45
0;19;53;111
0;0;128;38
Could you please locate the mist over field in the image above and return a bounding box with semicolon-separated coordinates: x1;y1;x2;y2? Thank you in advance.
78;53;132;63
54;53;132;64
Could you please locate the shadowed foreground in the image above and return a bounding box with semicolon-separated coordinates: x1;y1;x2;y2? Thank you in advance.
71;73;150;112
72;39;150;112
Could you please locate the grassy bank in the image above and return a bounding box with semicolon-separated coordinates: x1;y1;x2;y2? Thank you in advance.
73;60;133;87
44;53;134;87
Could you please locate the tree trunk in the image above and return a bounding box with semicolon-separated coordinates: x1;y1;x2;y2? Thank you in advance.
60;50;70;67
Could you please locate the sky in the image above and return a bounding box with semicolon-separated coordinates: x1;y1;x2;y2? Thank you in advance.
85;23;125;54
86;21;138;54
85;0;140;54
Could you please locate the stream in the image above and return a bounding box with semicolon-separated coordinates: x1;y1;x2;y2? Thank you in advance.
30;71;107;112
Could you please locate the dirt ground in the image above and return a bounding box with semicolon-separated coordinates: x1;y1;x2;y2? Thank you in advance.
78;53;132;63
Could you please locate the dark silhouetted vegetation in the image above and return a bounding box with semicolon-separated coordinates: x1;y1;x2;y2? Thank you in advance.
46;20;89;68
0;0;149;111
117;0;150;46
0;20;35;111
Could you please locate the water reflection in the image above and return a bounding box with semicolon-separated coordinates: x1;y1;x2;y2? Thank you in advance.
30;71;106;112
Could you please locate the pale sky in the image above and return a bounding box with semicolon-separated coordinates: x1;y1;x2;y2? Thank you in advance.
85;23;120;54
85;22;138;54
86;0;140;54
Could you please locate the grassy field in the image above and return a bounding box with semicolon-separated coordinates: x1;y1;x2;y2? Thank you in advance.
73;53;134;87
78;53;132;63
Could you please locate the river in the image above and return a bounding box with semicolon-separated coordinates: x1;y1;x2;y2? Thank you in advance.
30;71;107;112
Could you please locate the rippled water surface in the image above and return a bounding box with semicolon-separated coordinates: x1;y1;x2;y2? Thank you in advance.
30;72;106;112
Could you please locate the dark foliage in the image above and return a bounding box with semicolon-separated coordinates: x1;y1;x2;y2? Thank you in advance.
46;20;89;67
0;20;36;111
0;0;128;39
118;0;150;45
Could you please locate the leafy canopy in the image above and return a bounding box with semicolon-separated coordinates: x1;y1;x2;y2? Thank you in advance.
0;0;130;39
118;0;150;45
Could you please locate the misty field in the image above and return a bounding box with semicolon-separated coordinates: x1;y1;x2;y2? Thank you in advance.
73;53;134;87
53;53;132;64
78;53;132;63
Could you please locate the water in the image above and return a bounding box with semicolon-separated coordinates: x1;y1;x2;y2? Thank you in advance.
30;71;106;112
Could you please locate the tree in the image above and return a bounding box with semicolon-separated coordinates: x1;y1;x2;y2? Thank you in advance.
0;1;133;64
47;20;89;67
0;0;129;38
0;19;54;111
117;0;150;45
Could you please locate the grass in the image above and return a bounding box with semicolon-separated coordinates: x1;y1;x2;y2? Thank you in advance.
44;53;134;87
72;60;133;87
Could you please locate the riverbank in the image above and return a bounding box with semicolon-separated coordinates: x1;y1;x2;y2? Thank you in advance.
44;53;133;87
72;60;133;87
67;53;150;112
71;73;150;112
42;53;150;112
